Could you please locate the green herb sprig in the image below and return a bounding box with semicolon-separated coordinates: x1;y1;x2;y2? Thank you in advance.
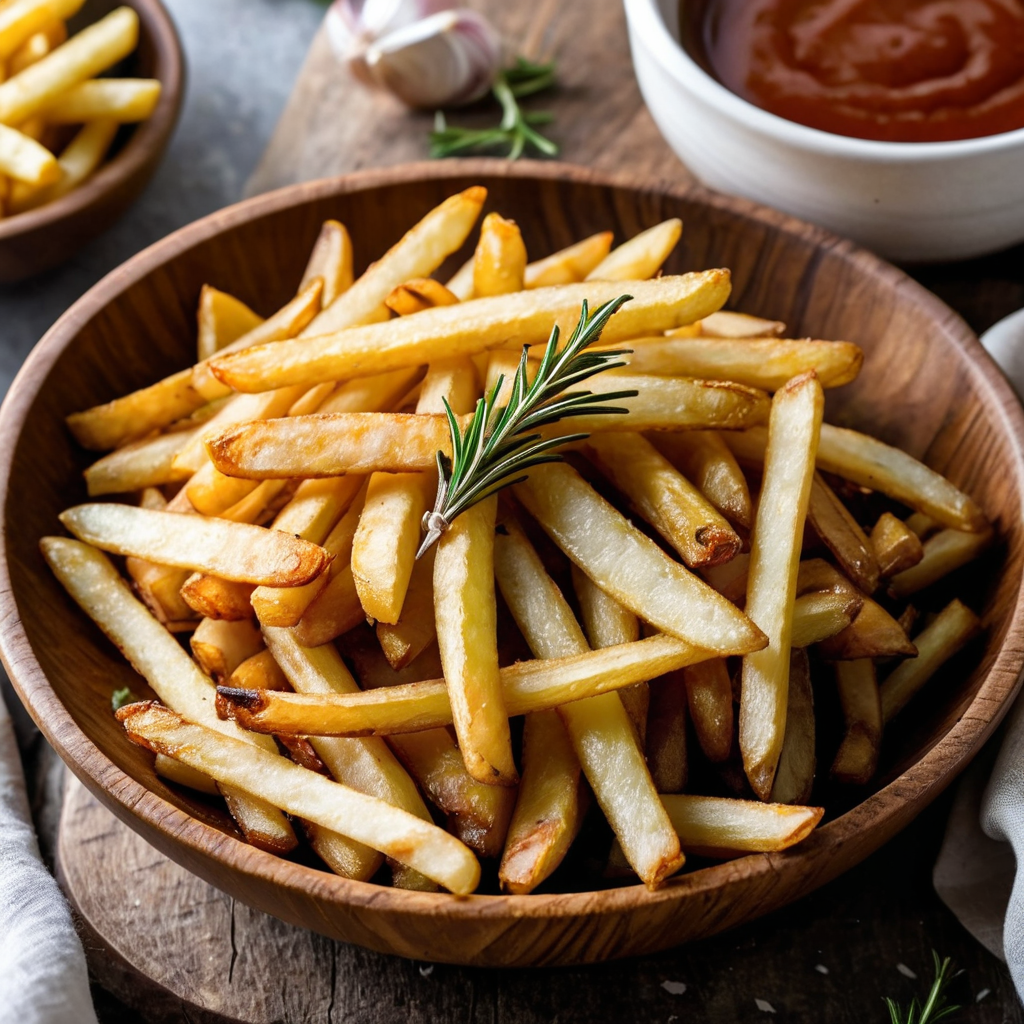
429;57;558;160
885;953;961;1024
416;295;637;557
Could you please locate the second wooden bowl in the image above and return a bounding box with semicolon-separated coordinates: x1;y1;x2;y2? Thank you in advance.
2;161;1023;966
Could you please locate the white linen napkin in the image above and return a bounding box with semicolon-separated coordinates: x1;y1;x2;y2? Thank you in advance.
0;690;98;1024
933;306;1024;997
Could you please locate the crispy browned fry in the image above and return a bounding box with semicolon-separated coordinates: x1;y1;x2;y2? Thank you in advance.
207;273;731;393
768;649;815;805
897;604;919;636
227;649;290;691
586;219;682;281
660;794;822;856
190;618;263;681
377;544;436;670
881;599;981;722
888;527;993;598
515;462;766;655
831;660;881;786
300;220;354;309
291;564;364;648
650;431;753;529
817;596;917;660
385;277;459;315
117;701;480;894
60;504;331;587
871;512;925;579
218;633;711;737
790;591;855;647
645;672;688;793
127;557;196;631
83;428;195;497
682;659;734;763
807;473;880;593
724;425;988;533
196;285;263;362
584;432;741;568
474;212;527;297
720;557;862;615
698;311;786;338
740;373;823;800
523;232;613;288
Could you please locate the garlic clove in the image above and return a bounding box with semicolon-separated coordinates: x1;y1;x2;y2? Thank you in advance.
327;0;455;70
364;9;503;109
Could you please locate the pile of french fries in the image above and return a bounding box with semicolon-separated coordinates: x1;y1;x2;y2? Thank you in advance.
0;1;161;217
43;186;992;897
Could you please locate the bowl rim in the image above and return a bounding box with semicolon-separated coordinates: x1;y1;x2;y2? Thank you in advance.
3;158;1024;921
625;0;1024;160
0;0;184;243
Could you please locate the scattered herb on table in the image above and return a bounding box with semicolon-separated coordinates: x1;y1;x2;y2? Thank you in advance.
885;952;961;1024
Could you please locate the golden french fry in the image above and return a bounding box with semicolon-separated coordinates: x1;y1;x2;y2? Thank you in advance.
586;219;682;281
0;121;57;185
831;659;881;786
807;473;880;593
377;543;436;669
434;496;517;786
881;599;981;722
0;7;139;126
207;273;731;394
218;633;712;737
524;231;613;288
646;671;689;793
41;537;296;853
817;596;917;660
226;649;290;691
650;430;753;529
660;794;822;856
515;462;765;655
300;219;353;309
190;617;263;681
698;311;786;338
179;573;255;621
474;211;527;297
127;557;196;630
768;649;815;805
8;29;51;76
154;752;220;795
682;658;734;764
59;504;331;587
385;277;459;316
83;426;195;496
620;337;862;391
871;512;925;579
790;590;855;647
584;432;741;568
37;76;161;122
0;0;81;60
290;563;364;648
740;372;823;800
888;526;993;598
195;285;263;362
117;701;480;894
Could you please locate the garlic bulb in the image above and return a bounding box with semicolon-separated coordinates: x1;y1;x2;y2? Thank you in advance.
328;1;504;109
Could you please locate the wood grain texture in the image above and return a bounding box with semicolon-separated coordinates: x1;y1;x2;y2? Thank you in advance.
245;0;689;196
2;162;1024;968
0;0;184;283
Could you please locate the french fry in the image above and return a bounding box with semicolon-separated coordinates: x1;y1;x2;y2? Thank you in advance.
117;701;480;894
888;527;993;598
195;285;264;362
474;211;527;297
179;573;256;621
584;432;741;568
226;649;289;691
740;373;823;800
0;0;81;60
682;659;734;763
0;121;57;185
817;596;917;660
207;273;732;394
620;337;862;391
871;512;925;579
377;544;436;669
0;6;139;126
790;590;855;647
768;649;815;805
650;430;753;528
660;794;822;856
724;424;989;533
434;497;517;785
59;504;331;587
217;633;712;737
514;462;766;655
807;473;880;593
300;219;353;309
385;277;458;315
880;599;981;722
645;671;688;793
83;426;196;496
190;617;263;681
698;311;786;338
127;557;196;630
154;752;220;795
586;219;682;281
831;660;881;786
41;537;297;854
8;29;51;76
524;231;613;288
37;76;161;122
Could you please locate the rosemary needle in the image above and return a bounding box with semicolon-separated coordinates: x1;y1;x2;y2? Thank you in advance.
885;952;962;1024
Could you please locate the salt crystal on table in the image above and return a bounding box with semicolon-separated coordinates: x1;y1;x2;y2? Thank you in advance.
815;964;829;975
755;998;777;1013
976;988;992;1002
418;965;435;978
896;963;917;979
661;980;687;995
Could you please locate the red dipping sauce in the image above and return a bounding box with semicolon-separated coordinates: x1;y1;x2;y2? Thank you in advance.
696;0;1024;142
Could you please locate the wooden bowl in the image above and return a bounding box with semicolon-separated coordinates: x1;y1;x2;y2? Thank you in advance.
0;0;183;283
2;161;1023;967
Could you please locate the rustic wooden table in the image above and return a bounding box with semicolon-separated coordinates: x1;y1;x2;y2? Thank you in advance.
10;0;1024;1018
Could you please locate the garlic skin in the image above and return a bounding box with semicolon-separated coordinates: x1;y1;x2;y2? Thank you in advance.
328;1;504;110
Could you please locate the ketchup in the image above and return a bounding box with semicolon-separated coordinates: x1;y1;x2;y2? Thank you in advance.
695;0;1024;142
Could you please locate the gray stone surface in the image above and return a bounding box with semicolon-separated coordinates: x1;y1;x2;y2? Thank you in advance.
0;0;324;398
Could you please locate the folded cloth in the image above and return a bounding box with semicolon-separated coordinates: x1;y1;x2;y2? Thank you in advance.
0;690;98;1024
933;307;1024;998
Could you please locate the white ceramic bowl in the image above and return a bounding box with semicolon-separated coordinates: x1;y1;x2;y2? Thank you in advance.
623;0;1024;262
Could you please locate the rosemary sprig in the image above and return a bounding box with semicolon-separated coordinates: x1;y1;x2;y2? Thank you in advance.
416;295;637;557
885;953;962;1024
429;57;559;160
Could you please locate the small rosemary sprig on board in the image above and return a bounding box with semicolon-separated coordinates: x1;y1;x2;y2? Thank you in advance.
885;952;961;1024
416;295;637;557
